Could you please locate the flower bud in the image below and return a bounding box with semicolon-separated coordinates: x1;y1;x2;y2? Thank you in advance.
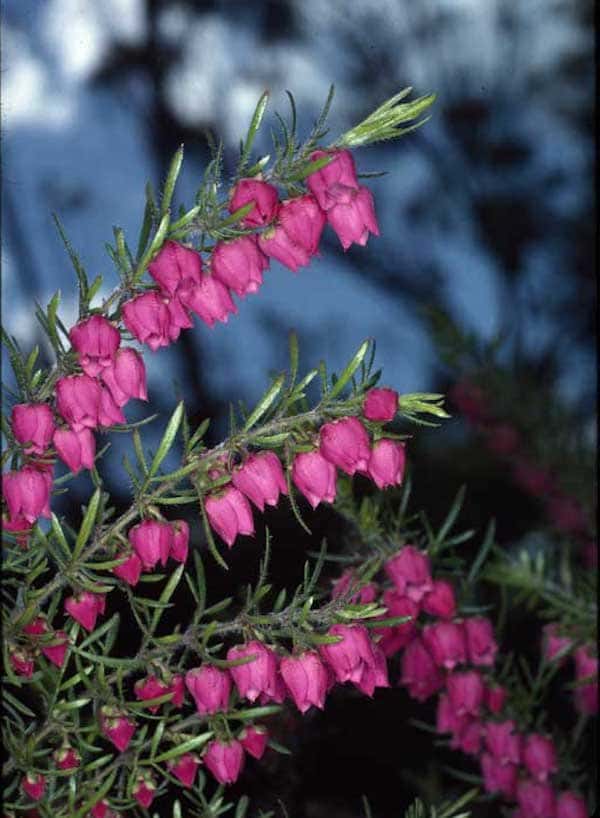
56;374;102;430
319;624;378;685
484;720;522;765
516;780;556;818
280;651;329;713
464;617;498;667
23;617;48;636
319;417;371;475
307;149;359;210
168;753;201;788
99;707;136;752
112;551;143;586
185;665;231;715
239;725;269;759
367;439;406;489
484;422;520;456
170;519;190;563
169;674;186;707
100;348;147;407
134;675;171;713
326;186;379;251
556;792;589;818
122;291;173;351
204;738;245;785
422;579;456;620
232;451;288;511
21;773;46;801
375;590;418;656
54;746;80;770
480;754;518;798
69;315;121;376
485;684;507;715
362;388;398;422
446;670;485;717
542;623;573;665
523;734;558;782
422;622;467;670
3;466;52;524
180;274;237;327
332;570;378;604
132;775;156;809
148;240;203;296
573;645;598;715
399;637;444;702
205;485;254;547
41;631;69;668
90;800;115;818
449;381;488;423
292;450;337;508
212;235;269;297
11;403;55;455
385;546;433;602
128;519;173;570
64;591;105;632
10;648;34;678
229;178;279;227
53;427;96;474
227;641;280;703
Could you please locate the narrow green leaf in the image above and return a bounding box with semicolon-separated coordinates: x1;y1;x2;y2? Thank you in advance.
241;91;270;168
162;145;184;217
328;339;370;399
150;563;185;633
150;732;213;763
243;374;285;431
72;488;102;560
148;402;184;477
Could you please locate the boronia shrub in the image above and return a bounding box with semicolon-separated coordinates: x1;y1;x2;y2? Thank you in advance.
1;87;596;818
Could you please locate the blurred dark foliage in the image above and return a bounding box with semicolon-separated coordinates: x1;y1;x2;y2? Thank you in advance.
7;0;595;815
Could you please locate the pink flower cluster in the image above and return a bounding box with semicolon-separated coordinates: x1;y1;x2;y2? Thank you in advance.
111;518;190;587
120;150;378;353
450;379;595;567
369;544;590;818
542;625;598;717
3;316;148;544
202;393;403;548
9;616;69;679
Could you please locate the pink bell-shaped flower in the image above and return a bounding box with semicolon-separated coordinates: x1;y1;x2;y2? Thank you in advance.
128;519;173;570
238;725;269;759
362;387;398;422
231;451;288;511
307;148;359;210
464;616;498;667
53;426;96;474
367;439;406;489
422;579;457;620
523;733;558;782
484;720;522;765
319;416;371;476
112;551;143;586
203;738;245;785
385;545;433;602
211;235;269;297
292;449;337;509
480;753;518;799
64;591;105;632
229;178;279;227
100;347;147;407
134;674;171;713
399;637;444;702
11;403;55;455
21;772;46;801
69;314;121;376
148;240;203;296
422;621;467;671
99;706;136;752
170;519;190;563
227;640;280;703
205;485;254;547
280;651;329;713
3;466;52;524
168;753;201;788
122;291;174;351
327;186;379;251
56;374;102;430
185;665;231;715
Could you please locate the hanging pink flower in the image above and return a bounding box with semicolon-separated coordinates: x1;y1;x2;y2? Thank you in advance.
231;451;288;511
69;315;121;376
362;388;398;422
53;427;96;474
307;149;359;210
205;485;254;547
203;739;245;785
11;403;55;455
229;178;279;227
319;416;371;475
326;186;379;251
212;235;269;297
292;450;337;508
